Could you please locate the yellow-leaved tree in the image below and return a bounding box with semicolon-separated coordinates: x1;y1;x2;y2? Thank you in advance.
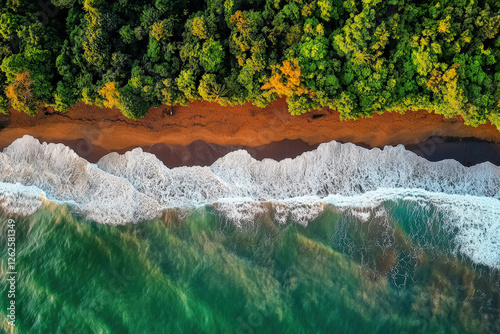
151;20;172;41
192;17;208;39
426;63;465;117
98;82;121;109
262;59;309;97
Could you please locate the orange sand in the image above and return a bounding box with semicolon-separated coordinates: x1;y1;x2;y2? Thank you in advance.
1;98;499;151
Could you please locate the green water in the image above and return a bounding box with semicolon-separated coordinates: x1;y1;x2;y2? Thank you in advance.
1;204;499;334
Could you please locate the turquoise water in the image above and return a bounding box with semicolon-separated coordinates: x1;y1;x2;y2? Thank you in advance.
1;202;499;334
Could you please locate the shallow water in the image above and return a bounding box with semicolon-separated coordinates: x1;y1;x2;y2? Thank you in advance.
1;204;499;333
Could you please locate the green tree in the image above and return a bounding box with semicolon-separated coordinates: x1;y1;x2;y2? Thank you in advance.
199;39;225;72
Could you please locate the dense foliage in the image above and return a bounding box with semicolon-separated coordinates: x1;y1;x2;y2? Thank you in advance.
0;0;499;128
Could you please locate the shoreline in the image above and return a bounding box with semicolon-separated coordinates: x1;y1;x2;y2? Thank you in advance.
1;98;500;166
4;136;498;168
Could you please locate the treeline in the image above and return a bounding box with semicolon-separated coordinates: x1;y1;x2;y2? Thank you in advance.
0;0;500;128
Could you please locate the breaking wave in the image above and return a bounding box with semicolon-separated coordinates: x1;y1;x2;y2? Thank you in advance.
0;135;499;267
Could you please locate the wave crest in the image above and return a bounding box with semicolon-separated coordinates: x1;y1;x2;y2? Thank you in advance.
1;135;499;267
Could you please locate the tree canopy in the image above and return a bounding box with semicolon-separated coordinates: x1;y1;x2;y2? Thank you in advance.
0;0;499;130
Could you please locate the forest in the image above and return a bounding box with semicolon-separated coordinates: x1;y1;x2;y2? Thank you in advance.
0;0;499;128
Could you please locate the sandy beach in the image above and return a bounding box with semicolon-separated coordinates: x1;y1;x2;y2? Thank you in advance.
1;98;499;166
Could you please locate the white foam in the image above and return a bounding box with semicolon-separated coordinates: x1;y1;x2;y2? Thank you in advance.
96;142;499;205
0;135;499;267
0;182;44;216
322;188;500;268
0;136;161;224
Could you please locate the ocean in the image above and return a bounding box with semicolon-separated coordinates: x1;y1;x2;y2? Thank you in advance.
1;135;499;333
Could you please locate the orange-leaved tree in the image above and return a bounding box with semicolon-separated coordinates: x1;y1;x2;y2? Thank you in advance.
229;11;249;34
262;59;309;97
5;71;37;115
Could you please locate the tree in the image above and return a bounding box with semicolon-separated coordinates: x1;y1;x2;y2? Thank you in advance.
54;81;77;112
151;20;172;42
119;25;135;44
199;39;225;72
198;74;229;103
262;59;309;97
177;69;199;101
118;85;149;119
192;16;209;39
98;81;120;108
5;71;37;115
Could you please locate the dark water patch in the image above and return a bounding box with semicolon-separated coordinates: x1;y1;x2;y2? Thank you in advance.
407;136;500;166
136;139;320;168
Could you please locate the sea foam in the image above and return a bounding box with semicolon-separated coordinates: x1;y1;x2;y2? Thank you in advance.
0;135;499;267
0;136;161;224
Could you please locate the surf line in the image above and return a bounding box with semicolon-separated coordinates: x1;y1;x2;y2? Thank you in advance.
6;218;16;327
